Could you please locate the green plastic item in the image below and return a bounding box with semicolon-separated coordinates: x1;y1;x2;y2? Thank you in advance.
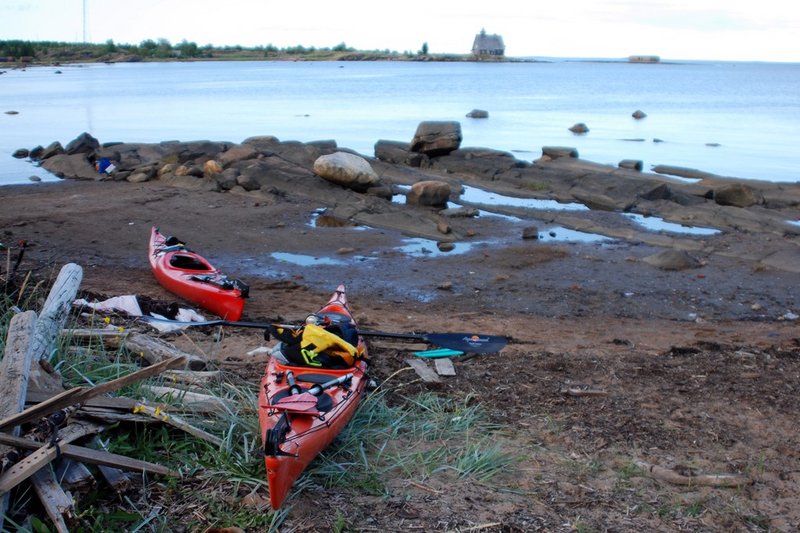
413;348;465;358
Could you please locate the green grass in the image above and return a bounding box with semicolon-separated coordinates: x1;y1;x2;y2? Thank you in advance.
303;390;521;499
2;279;520;531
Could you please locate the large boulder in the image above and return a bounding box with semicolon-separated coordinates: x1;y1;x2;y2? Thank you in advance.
427;147;523;179
40;141;64;160
540;146;578;160
639;183;705;207
64;132;100;155
643;250;701;271
714;184;762;207
40;153;98;180
406;180;451;207
313;152;380;192
410;121;462;156
374;140;426;167
218;144;259;168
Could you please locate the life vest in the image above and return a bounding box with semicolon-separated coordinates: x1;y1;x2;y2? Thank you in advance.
270;323;361;368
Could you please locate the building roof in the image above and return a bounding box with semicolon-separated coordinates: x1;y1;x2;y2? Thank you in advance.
472;29;505;55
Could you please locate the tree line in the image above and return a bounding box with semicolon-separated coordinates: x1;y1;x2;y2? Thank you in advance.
0;39;426;63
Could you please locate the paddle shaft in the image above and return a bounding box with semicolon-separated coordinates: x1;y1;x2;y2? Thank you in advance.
139;317;507;353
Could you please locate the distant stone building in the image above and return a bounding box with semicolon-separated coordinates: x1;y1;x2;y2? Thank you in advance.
471;29;505;57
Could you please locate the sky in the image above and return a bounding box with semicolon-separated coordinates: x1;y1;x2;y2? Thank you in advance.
2;0;799;62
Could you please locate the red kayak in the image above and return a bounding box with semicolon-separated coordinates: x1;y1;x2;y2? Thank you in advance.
148;227;248;321
258;285;369;509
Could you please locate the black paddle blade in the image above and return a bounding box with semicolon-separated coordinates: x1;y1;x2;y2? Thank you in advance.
423;333;507;354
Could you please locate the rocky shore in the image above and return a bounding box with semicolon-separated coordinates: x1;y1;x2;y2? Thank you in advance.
12;120;800;275
4;122;800;531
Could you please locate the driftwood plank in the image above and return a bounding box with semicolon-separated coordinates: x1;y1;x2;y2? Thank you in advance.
27;390;138;411
54;459;95;491
31;466;74;533
0;311;37;442
0;431;175;477
90;437;131;493
434;357;456;376
0;310;37;529
0;420;105;495
71;329;206;370
122;332;206;370
404;359;440;383
163;369;221;386
0;444;62;495
142;385;231;412
634;460;752;488
133;403;224;447
0;356;186;432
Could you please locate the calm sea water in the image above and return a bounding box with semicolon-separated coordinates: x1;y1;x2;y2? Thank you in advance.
1;59;798;186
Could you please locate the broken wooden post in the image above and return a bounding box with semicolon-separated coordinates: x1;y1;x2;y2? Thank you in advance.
29;263;83;393
0;310;37;531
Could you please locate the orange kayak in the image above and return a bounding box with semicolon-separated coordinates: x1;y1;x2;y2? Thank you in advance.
258;285;369;509
148;226;248;321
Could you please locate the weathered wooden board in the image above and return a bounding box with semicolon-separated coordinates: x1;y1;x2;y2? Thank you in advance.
0;355;186;432
0;311;37;443
0;430;175;477
0;310;37;529
31;466;74;533
0;421;105;495
133;403;223;447
142;385;231;412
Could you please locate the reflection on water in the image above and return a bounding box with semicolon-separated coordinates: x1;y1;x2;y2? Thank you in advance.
398;238;478;256
308;208;366;229
535;227;614;243
459;185;589;211
271;252;346;266
622;213;720;235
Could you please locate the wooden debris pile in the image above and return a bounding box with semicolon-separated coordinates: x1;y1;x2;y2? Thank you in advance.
1;264;226;532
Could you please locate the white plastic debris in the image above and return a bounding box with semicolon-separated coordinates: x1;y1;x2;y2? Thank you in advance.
73;295;143;316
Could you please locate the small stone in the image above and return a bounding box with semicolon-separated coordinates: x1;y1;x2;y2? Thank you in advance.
437;281;453;290
466;109;489;119
522;226;539;240
437;242;455;252
569;122;589;134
